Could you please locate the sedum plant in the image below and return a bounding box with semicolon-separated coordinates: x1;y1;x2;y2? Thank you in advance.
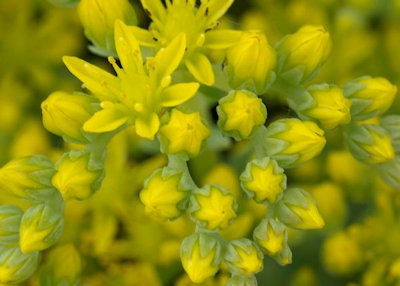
0;0;399;285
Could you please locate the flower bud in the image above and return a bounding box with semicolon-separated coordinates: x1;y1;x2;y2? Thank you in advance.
140;167;190;221
78;0;137;56
253;218;288;256
0;205;23;246
240;157;286;203
181;233;222;283
225;31;276;94
217;90;267;140
378;156;400;189
344;76;397;120
265;118;326;168
0;246;39;284
52;151;105;200
381;115;400;153
19;197;64;254
224;239;264;276
276;188;325;230
273;244;292;266
295;84;352;130
159;109;210;158
41;91;98;144
276;25;331;84
346;123;395;164
0;155;56;201
226;275;257;286
189;185;237;231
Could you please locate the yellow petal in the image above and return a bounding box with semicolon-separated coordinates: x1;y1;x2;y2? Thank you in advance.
140;0;166;26
204;0;234;26
129;26;158;48
160;82;199;107
83;102;128;133
135;113;160;140
114;20;144;74
185;52;215;86
204;30;242;49
154;33;186;80
63;56;120;101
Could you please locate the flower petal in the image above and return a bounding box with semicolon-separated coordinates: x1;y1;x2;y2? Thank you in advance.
114;20;144;75
63;56;120;101
83;102;128;133
140;0;166;27
185;52;214;86
129;26;158;48
204;30;242;49
160;82;200;107
201;0;234;26
135;112;160;140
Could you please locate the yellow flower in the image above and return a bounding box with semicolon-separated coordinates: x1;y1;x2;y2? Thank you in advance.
181;233;222;283
190;185;236;231
217;90;267;140
253;218;287;256
265;118;326;168
63;20;199;140
344;76;397;120
133;0;242;85
276;25;331;84
276;188;325;230
140;167;189;220
52;151;104;200
297;84;352;130
240;157;286;203
41;91;98;143
159;109;210;158
78;0;137;55
225;31;276;94
224;239;264;276
0;246;39;284
346;123;395;164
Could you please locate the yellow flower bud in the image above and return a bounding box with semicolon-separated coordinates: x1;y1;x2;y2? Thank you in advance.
276;25;331;84
19;198;64;254
0;205;23;246
344;76;397;120
139;167;189;221
240;157;286;203
226;275;257;286
217;90;267;140
0;155;56;201
0;246;39;284
253;218;288;256
224;239;264;276
225;31;276;94
296;84;352;130
346;123;395;164
322;231;364;276
265;118;326;168
190;185;237;231
41;91;98;143
52;151;104;200
378;156;400;190
78;0;137;55
381;115;400;152
181;233;222;283
276;188;325;230
159;109;210;158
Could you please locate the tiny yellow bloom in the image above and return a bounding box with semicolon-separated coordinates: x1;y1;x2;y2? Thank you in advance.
225;31;276;94
181;233;222;283
78;0;137;55
240;157;286;203
159;109;210;158
265;118;326;168
64;21;199;140
224;239;264;276
217;90;267;140
140;167;189;220
276;25;331;84
298;84;351;130
41;91;98;143
52;151;104;200
190;185;236;231
253;218;287;256
344;76;397;120
276;188;325;230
